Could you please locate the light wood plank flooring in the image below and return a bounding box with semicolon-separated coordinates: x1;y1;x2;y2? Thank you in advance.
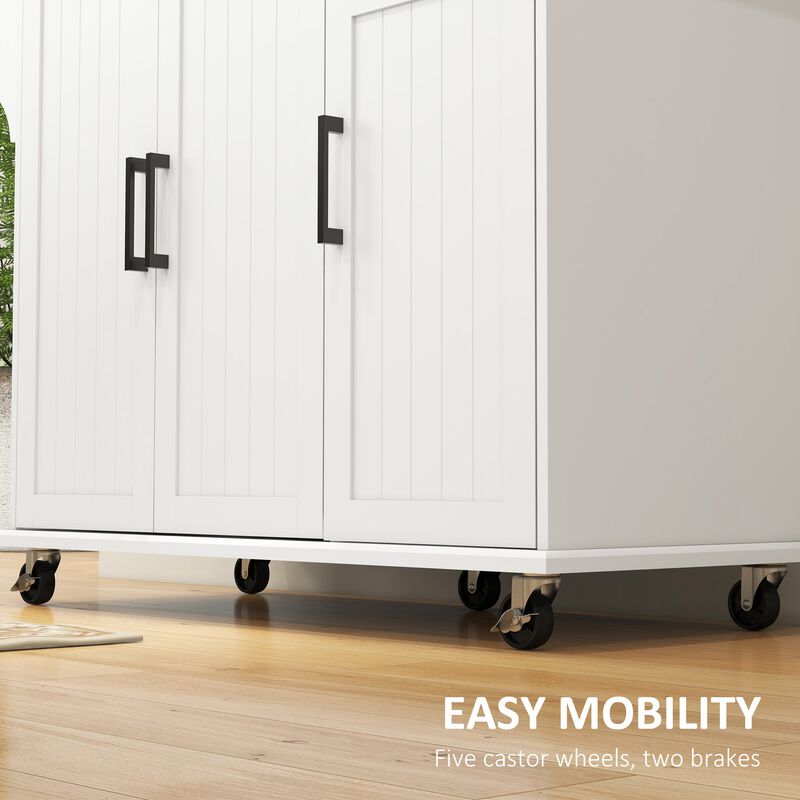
0;553;797;799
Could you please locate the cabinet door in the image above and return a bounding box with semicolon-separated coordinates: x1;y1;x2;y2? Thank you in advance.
153;0;325;538
324;0;537;546
14;0;159;532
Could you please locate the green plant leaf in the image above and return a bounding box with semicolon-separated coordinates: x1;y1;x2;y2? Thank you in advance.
0;102;15;366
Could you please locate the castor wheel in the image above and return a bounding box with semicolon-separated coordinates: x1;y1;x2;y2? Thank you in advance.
728;579;780;631
18;562;56;606
457;571;502;611
497;592;554;650
234;559;270;594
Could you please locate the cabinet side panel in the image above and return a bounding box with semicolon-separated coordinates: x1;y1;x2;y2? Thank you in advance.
546;0;800;548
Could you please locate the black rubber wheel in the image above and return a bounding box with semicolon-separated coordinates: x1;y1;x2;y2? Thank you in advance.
457;571;502;611
234;559;270;594
18;562;56;606
498;591;554;650
728;579;780;631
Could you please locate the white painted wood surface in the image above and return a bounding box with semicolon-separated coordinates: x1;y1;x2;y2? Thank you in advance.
154;0;325;538
4;529;800;576
324;0;537;546
14;0;158;532
543;0;800;550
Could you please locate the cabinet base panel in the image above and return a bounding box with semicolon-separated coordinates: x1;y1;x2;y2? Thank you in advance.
2;530;799;574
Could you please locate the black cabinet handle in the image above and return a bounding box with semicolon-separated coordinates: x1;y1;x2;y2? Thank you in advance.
124;157;147;271
145;152;170;269
318;115;343;245
124;152;170;270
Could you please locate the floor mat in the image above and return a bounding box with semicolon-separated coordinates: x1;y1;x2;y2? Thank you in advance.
0;621;142;651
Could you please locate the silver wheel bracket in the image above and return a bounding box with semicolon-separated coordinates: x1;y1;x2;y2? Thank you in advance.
492;573;561;634
9;550;61;593
740;565;786;612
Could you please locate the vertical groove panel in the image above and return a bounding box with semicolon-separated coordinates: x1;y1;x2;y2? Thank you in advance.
54;0;80;495
349;0;527;505
500;0;536;509
178;0;288;501
380;4;412;499
115;0;159;496
35;0;63;494
248;0;278;497
351;10;383;499
472;0;503;500
74;0;100;493
410;0;443;500
246;0;254;496
272;0;278;497
440;0;473;500
176;0;206;495
111;0;122;493
23;0;158;527
274;0;299;497
94;0;121;495
223;0;253;496
115;0;130;495
199;0;228;495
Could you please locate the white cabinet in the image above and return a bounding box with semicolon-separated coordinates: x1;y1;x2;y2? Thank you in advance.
9;0;800;602
324;0;536;546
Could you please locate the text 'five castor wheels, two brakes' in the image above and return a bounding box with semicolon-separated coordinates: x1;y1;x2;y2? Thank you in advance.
7;552;789;652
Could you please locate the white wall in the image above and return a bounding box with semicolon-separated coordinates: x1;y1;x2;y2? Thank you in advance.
100;554;800;626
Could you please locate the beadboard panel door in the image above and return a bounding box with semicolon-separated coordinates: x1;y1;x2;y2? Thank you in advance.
153;0;325;537
14;0;159;532
324;0;537;546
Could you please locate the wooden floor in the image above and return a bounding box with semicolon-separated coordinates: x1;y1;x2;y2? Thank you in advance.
0;553;797;800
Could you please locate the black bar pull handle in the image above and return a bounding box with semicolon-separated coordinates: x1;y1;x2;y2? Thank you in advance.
145;152;170;269
318;115;343;245
124;157;147;271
